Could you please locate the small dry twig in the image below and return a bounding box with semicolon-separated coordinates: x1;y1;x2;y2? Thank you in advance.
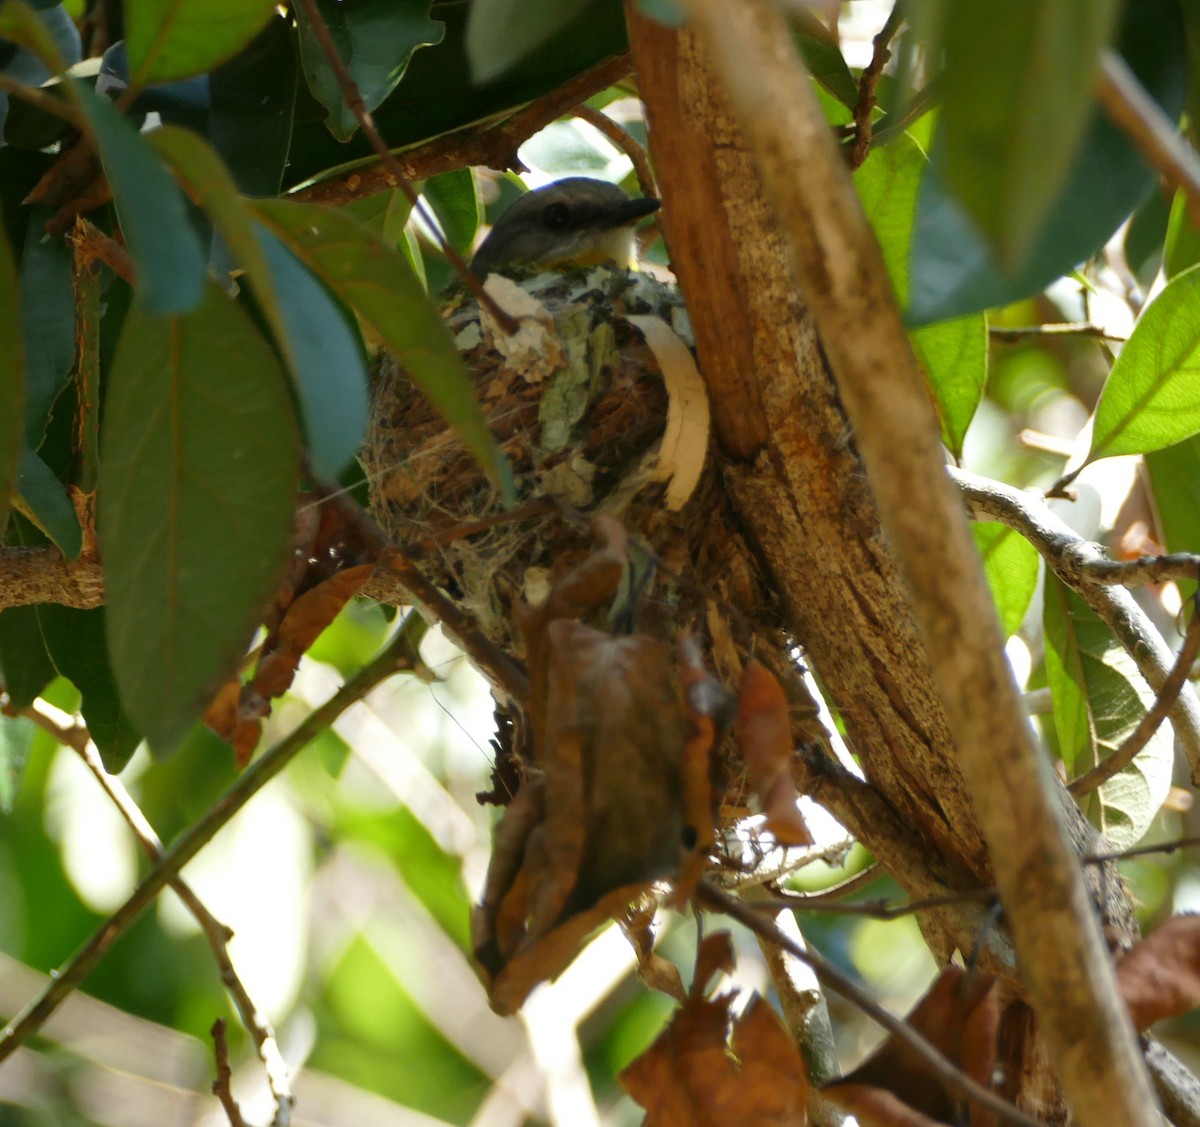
211;1019;249;1127
989;322;1126;342
571;103;660;201
847;1;904;170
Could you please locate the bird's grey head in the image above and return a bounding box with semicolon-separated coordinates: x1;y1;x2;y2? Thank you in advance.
470;177;661;275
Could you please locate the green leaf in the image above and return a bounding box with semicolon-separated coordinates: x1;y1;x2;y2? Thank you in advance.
0;606;55;709
909;0;1186;324
254;199;511;497
75;85;205;315
972;522;1039;637
466;0;592;83
1163;189;1200;280
18;209;74;447
37;606;141;773
148;125;368;478
15;446;81;560
1043;576;1172;848
256;225;369;477
792;9;859;110
1144;434;1200;600
124;0;278;86
295;0;444;142
100;282;300;754
1089;265;1200;461
0;714;36;814
0;211;24;543
341;188;413;251
938;1;1120;268
854;132;987;456
0;0;73;74
207;14;299;198
422;169;479;258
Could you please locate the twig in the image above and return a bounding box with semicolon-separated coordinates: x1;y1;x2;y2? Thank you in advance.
0;628;418;1066
760;884;997;920
20;700;295;1126
697;882;1041;1127
1146;1037;1200;1127
293;52;634;206
571;103;660;201
295;0;518;333
69;217;136;286
847;1;903;170
0;74;83;128
211;1020;249;1127
0;545;103;610
989;322;1126;342
1098;50;1200;229
1084;832;1200;867
952;466;1200;781
1071;592;1200;797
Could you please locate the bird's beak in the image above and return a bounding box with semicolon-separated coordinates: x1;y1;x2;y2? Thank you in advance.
605;197;661;228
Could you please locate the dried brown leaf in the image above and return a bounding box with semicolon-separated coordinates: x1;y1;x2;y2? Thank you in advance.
621;992;809;1126
1116;913;1200;1030
736;661;812;846
829;967;999;1125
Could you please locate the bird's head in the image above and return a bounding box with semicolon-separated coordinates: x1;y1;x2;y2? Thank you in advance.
469;177;661;275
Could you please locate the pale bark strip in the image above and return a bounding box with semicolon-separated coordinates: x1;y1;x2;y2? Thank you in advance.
676;0;1159;1121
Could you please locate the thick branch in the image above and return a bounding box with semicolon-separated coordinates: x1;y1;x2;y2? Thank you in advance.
676;0;1158;1119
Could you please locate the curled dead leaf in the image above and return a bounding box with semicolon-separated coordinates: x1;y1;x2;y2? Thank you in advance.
736;661;813;846
1116;913;1200;1030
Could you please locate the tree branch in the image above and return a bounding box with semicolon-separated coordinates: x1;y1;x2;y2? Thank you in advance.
0;628;418;1066
676;0;1159;1118
953;466;1200;781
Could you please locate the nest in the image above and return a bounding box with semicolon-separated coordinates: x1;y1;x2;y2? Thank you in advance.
361;265;772;675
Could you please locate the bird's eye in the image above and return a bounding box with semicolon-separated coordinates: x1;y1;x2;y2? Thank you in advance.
542;202;571;230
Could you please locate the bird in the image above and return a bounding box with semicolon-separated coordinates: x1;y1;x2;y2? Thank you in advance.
469;177;661;275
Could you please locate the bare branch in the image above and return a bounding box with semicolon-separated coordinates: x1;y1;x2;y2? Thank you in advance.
211;1020;249;1127
953;466;1200;781
989;322;1126;341
847;1;903;170
0;546;103;610
572;104;660;201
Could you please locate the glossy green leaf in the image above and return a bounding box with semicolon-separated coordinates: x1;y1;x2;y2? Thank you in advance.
1145;433;1200;599
124;0;278;86
1043;576;1172;848
0;213;24;543
938;0;1120;267
1164;189;1200;280
342;188;413;251
256;225;369;477
100;283;300;754
1089;265;1200;461
149;125;366;478
295;0;444;142
0;606;55;709
422;169;479;258
37;606;141;772
75;85;205;315
208;14;298;198
792;8;859;110
0;713;35;814
854;132;987;456
909;0;1186;324
466;0;592;83
971;522;1039;637
15;446;80;559
18;209;73;446
254;200;511;497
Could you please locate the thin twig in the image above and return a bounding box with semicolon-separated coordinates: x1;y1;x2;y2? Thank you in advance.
294;52;633;206
69;217;136;286
847;1;904;170
697;882;1041;1127
0;74;82;127
989;322;1126;342
1098;50;1200;229
1084;833;1200;867
1071;593;1200;797
0;629;419;1066
952;466;1200;781
211;1019;249;1127
20;700;295;1126
571;103;660;201
295;0;518;333
760;884;997;920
